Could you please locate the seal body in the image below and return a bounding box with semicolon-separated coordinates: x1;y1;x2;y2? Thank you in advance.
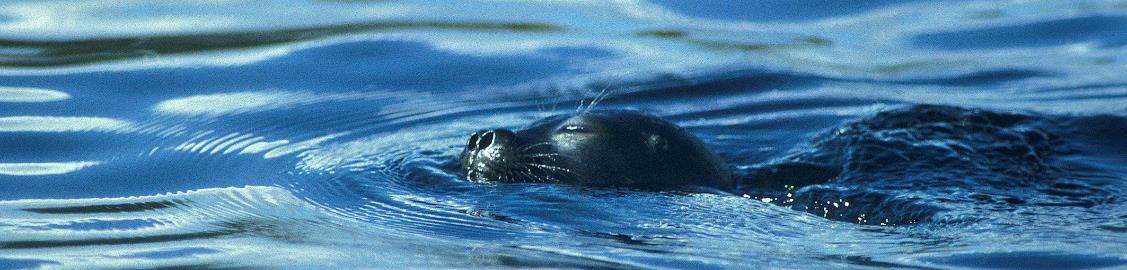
460;110;731;189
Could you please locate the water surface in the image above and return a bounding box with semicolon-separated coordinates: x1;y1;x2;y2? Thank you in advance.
1;0;1125;269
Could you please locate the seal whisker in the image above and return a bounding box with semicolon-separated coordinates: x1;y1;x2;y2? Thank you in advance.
515;169;538;182
517;142;554;152
529;168;553;183
524;163;578;182
584;87;615;113
523;164;562;183
518;152;559;161
575;94;587;113
504;170;521;182
585;87;606;113
525;163;572;172
520;153;561;159
517;149;560;156
489;161;551;183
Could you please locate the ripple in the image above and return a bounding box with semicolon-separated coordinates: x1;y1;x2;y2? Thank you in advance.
0;161;100;176
163;129;349;163
263;132;349;159
918;251;1127;269
0;185;492;268
0;186;346;249
0;116;134;133
912;14;1127;50
0;87;69;102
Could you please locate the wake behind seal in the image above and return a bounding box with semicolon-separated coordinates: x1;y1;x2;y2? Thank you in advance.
459;110;732;189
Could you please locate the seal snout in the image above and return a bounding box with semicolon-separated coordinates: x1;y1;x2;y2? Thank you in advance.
466;129;517;152
461;128;521;181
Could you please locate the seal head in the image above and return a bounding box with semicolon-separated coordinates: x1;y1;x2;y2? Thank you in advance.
460;110;731;189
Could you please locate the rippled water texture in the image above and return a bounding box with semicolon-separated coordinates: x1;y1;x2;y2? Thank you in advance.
1;1;1126;269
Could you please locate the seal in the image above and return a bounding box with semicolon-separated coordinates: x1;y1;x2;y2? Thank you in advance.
460;110;732;189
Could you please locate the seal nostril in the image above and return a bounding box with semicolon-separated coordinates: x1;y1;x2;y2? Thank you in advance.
467;133;481;150
478;131;495;149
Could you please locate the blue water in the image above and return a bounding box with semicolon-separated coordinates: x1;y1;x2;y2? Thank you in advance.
1;0;1125;269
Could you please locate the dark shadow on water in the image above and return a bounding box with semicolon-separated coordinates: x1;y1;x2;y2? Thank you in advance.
649;0;953;22
146;265;258;270
882;69;1057;86
636;29;834;53
21;200;187;214
912;15;1127;50
0;230;233;249
0;20;564;67
116;247;221;259
613;69;826;102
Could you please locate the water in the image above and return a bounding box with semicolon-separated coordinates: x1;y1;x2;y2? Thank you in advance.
1;0;1125;269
